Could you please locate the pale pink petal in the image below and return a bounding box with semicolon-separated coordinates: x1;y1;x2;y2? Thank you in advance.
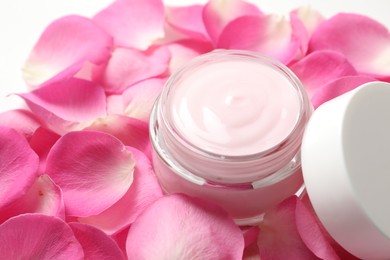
309;13;390;79
122;78;166;121
69;222;125;259
45;131;135;217
126;194;244;259
0;109;42;140
86;115;150;157
23;15;112;87
95;46;170;93
312;76;376;108
290;50;358;97
167;39;213;73
0;126;39;208
203;0;262;44
19;78;106;134
258;196;338;259
218;14;300;64
0;213;84;259
0;175;64;224
78;147;162;235
166;5;209;41
106;94;125;115
93;0;165;50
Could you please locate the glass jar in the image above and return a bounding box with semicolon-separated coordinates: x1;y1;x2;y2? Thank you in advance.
150;50;312;225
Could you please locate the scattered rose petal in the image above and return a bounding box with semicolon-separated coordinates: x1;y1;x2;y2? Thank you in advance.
243;243;261;260
218;14;300;64
45;131;136;217
95;46;170;93
93;0;165;50
0;109;42;140
309;13;390;79
106;94;125;115
258;196;338;260
111;226;130;257
78;147;163;235
23;15;112;87
69;222;125;259
290;50;358;97
312;76;377;108
126;194;244;259
203;0;262;44
0;175;64;224
19;78;107;134
0;213;84;259
0;126;39;208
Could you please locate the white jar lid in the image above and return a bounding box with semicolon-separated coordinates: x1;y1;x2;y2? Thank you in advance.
301;82;390;259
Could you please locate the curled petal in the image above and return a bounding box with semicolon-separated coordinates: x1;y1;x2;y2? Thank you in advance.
93;0;165;50
0;109;41;140
95;46;170;94
0;175;64;224
309;13;390;79
45;131;136;217
23;15;112;87
19;78;107;134
312;76;376;108
290;50;357;97
126;194;244;259
78;148;163;235
203;0;262;44
69;223;125;259
0;126;39;208
218;15;300;64
0;214;84;259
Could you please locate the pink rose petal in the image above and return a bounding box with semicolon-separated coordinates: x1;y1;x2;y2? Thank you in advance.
19;78;107;134
0;126;39;208
312;76;377;108
122;78;166;121
23;15;112;87
78;147;163;235
290;50;358;97
95;46;170;94
69;222;125;259
0;213;84;259
45;131;136;217
126;194;244;259
203;0;262;44
93;0;165;50
0;175;64;224
218;14;300;64
309;13;390;79
0;109;42;140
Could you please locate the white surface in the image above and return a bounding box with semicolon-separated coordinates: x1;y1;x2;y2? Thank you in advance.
301;82;390;259
0;0;389;112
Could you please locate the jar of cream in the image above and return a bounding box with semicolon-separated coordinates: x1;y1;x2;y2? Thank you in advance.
150;50;312;225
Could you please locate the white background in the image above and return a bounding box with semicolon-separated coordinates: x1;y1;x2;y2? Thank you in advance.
0;0;389;112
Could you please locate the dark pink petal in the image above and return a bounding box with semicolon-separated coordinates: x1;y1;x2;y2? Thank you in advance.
122;78;165;121
69;222;125;259
78;147;162;235
86;115;150;157
242;226;260;248
0;126;39;208
19;78;106;134
93;0;165;50
166;5;209;41
0;213;84;259
310;13;390;79
111;226;130;257
0;175;64;224
45;131;136;217
258;196;338;259
243;243;260;260
312;76;376;108
218;15;300;64
0;109;41;140
203;0;262;44
126;194;244;259
290;50;357;97
23;15;112;87
95;46;170;94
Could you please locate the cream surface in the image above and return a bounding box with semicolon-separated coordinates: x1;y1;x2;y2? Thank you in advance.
168;59;301;156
